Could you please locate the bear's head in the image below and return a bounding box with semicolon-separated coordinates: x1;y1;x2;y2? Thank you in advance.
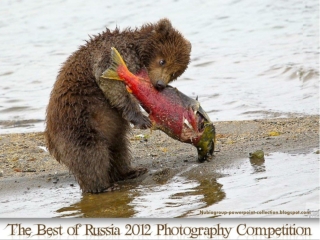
139;19;191;91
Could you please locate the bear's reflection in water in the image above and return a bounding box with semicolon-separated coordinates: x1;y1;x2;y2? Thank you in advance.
56;177;225;218
56;183;139;218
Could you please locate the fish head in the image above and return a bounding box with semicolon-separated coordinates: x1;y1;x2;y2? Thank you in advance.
196;122;216;162
186;103;216;162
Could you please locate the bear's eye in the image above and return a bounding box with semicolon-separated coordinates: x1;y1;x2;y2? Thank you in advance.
159;59;166;66
172;72;175;77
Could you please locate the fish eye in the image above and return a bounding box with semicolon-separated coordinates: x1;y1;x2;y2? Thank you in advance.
159;59;166;66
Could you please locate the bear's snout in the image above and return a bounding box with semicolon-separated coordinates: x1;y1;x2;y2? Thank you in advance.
155;80;166;91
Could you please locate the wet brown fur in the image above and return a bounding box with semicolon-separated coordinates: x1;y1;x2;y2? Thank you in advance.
45;19;191;193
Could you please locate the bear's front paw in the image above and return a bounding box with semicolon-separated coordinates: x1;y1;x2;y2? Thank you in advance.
132;115;152;129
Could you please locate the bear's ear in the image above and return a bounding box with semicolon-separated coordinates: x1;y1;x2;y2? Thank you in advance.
154;18;172;35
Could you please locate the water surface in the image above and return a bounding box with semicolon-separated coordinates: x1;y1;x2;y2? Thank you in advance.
1;150;318;218
0;0;319;133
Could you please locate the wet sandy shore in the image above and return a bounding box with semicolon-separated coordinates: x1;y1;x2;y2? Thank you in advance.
0;115;319;192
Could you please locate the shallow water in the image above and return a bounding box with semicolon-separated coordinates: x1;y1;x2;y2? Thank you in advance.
0;0;319;133
1;150;318;218
186;150;320;218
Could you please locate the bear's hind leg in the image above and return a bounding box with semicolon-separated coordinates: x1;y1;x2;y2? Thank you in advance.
70;145;112;194
108;135;147;182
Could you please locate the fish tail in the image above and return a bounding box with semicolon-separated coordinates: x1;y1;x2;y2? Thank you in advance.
100;47;129;81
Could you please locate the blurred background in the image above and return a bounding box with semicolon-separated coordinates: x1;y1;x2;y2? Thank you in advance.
0;0;319;133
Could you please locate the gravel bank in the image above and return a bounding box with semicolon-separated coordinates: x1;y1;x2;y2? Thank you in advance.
0;115;318;190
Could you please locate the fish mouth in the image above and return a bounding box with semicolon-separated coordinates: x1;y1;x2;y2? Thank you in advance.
181;104;208;134
196;109;206;132
180;104;215;162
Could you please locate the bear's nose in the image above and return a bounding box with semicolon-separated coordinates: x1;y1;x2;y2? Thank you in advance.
155;80;166;91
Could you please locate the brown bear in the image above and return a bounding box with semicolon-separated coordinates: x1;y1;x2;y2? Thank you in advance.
45;18;191;193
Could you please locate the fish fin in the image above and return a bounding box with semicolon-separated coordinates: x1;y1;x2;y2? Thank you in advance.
100;47;128;81
126;85;132;93
148;115;156;132
149;122;156;134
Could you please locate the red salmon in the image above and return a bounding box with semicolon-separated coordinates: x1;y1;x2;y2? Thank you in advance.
99;47;215;161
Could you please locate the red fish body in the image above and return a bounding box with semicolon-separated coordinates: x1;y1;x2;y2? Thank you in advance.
100;47;215;162
102;48;200;144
